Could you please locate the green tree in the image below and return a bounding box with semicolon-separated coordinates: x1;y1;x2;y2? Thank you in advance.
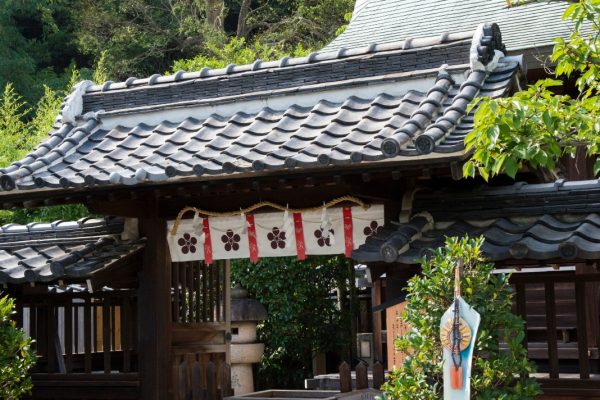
0;295;35;400
381;236;540;400
231;256;357;389
171;37;310;72
0;76;90;225
464;0;600;181
0;0;82;105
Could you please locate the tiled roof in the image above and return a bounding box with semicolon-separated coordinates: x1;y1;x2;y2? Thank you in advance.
353;179;600;264
0;24;519;193
323;0;580;53
0;217;145;284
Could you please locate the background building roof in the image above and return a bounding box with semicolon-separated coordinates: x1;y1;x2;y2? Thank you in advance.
324;0;578;54
0;217;144;284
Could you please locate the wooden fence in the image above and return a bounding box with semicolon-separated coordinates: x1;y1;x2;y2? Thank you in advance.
338;361;385;393
174;358;233;400
17;289;138;374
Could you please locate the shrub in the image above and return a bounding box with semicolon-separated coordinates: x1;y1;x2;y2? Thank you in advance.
0;295;35;400
381;236;541;399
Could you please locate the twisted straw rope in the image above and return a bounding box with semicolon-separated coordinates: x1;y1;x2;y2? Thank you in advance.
169;195;369;236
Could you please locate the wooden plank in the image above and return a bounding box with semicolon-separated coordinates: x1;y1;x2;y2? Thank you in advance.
515;284;528;349
371;280;383;363
213;263;219;323
372;361;384;390
103;297;111;373
196;263;202;324
65;302;73;373
544;282;559;379
339;362;351;393
356;362;368;390
173;261;180;323
192;360;203;400
188;263;194;323
84;298;92;373
206;361;217;400
179;360;189;400
224;260;231;366
46;306;56;373
182;263;188;324
575;281;590;379
511;272;600;284
202;262;208;322
220;361;232;398
122;296;131;373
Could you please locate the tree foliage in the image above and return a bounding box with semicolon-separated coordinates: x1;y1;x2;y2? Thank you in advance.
464;0;600;181
231;256;357;389
0;76;90;226
171;37;310;72
0;295;36;400
0;0;82;105
381;236;540;400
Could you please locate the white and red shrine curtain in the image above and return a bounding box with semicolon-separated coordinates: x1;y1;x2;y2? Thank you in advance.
167;204;384;263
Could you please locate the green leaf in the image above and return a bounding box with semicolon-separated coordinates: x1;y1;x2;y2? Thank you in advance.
503;157;519;178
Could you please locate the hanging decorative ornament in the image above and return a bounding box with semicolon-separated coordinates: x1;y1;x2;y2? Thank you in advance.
281;207;293;234
240;212;249;234
192;212;206;244
440;260;480;400
321;206;333;240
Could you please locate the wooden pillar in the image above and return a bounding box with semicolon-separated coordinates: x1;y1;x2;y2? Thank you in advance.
371;279;383;363
139;216;171;400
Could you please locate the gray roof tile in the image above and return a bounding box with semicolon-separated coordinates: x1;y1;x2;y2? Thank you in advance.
0;217;144;284
353;180;600;263
0;25;519;192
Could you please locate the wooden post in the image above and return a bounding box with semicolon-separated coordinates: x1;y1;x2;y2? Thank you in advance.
356;362;368;390
372;280;383;363
224;260;232;366
372;361;384;390
339;361;352;393
544;282;559;379
139;216;172;400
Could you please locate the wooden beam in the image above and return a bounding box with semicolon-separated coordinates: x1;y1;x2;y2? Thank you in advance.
138;211;171;400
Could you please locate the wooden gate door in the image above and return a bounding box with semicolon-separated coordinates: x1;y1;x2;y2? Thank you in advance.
170;260;232;400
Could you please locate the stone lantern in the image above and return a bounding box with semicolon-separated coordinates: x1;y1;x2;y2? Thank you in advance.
230;285;267;395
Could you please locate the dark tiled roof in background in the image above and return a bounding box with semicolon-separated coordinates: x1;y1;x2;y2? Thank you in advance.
84;41;471;114
0;62;518;190
323;0;578;53
353;180;600;264
0;217;145;284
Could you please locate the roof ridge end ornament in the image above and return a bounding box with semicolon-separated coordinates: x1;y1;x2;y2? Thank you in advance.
62;80;94;124
469;23;506;73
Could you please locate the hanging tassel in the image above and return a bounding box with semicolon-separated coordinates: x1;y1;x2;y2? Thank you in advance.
451;365;463;389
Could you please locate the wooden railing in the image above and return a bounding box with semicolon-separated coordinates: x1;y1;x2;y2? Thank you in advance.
16;290;138;374
510;270;600;396
172;261;227;324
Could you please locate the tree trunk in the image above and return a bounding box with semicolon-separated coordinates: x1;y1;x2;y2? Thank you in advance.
205;0;224;31
236;0;252;37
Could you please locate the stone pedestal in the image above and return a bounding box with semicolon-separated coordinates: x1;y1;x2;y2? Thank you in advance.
230;286;267;395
